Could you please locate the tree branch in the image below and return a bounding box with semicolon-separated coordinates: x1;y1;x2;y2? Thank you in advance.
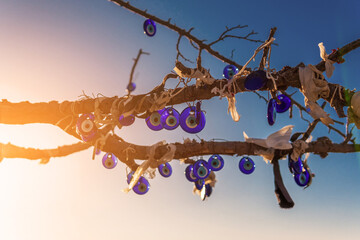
0;142;91;163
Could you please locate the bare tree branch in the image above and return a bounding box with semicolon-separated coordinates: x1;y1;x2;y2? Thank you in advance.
0;142;91;163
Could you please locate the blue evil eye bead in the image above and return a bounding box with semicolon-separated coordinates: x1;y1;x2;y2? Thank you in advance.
143;19;156;37
179;106;206;134
195;179;205;190
76;113;97;137
267;98;276;126
208;154;224;171
205;184;212;197
146;109;164;131
119;114;135;126
294;168;310;187
193;160;211;180
275;94;291;113
102;153;118;169
244;70;268;91
239;156;255;174
185;165;197;182
160;107;180;130
288;156;303;175
126;171;140;187
127;82;136;92
158;162;172;178
223;65;239;80
133;176;150;195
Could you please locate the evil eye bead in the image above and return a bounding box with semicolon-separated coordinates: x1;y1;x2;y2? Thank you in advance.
133;176;150;195
126;171;140;187
244;70;268;91
193;160;211;180
180;106;206;134
76;113;97;136
143;19;156;37
208;154;224;171
127;82;136;92
119;114;135;126
275;94;291;113
205;184;212;197
267;98;276;126
185;165;197;182
160;107;180;130
95;148;101;155
223;65;239;80
294;168;310;187
288;156;303;175
81;133;96;142
239;156;255;174
158;162;172;178
195;179;205;190
102;153;118;169
145;109;164;131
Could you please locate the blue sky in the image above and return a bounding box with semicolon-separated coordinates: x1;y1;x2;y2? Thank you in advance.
0;0;359;239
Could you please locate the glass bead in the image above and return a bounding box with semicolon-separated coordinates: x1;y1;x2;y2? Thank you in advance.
195;179;204;190
239;156;255;174
179;106;206;134
185;165;197;182
208;154;224;171
223;65;239;80
143;19;156;37
102;153;118;169
133;176;150;195
193;159;211;180
146;109;164;131
275;94;291;113
119;114;135;126
294;168;310;187
267;98;276;126
244;70;268;90
127;82;136;92
158;162;172;178
160;107;180;130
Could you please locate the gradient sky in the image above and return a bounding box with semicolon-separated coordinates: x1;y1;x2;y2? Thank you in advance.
0;0;360;239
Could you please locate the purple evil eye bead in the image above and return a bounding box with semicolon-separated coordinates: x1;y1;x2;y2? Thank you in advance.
146;109;164;131
288;155;303;175
102;153;118;169
185;165;197;182
205;184;212;197
244;70;268;91
208;154;224;171
267;98;277;126
95;148;101;155
127;82;136;92
179;106;206;134
158;162;172;178
143;19;156;37
160;107;180;130
239;156;255;174
275;94;291;113
193;160;211;180
133;176;150;195
127;171;138;185
223;65;239;80
195;179;205;190
119;114;135;126
294;168;310;187
81;132;96;142
76;113;97;136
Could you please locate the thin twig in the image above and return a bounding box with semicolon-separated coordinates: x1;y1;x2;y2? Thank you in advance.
128;49;150;96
